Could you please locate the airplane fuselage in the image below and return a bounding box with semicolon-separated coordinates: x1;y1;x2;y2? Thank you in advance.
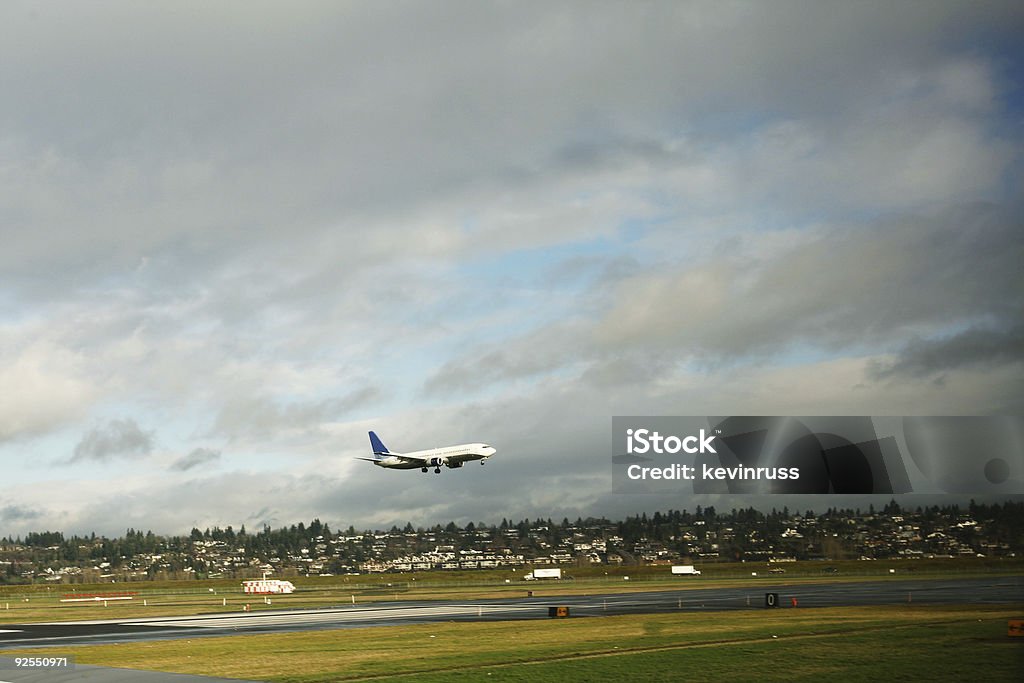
359;433;496;473
372;443;496;469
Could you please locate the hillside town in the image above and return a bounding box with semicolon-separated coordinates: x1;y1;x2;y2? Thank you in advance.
1;501;1020;584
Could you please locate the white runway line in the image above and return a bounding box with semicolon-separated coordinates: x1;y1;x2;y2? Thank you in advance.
126;604;540;629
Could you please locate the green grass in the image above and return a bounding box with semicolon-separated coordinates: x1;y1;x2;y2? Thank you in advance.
382;617;1024;683
3;605;1021;681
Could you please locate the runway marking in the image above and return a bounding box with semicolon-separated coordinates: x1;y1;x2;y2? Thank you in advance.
0;631;21;634
126;604;541;629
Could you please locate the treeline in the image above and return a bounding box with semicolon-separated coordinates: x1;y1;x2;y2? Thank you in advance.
6;501;1022;549
2;501;1021;579
5;501;1022;551
188;519;348;564
0;528;188;573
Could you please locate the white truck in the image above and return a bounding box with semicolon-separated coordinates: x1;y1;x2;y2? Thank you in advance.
524;568;562;581
242;579;296;594
671;565;701;576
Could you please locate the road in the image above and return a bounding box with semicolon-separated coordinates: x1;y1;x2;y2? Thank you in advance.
0;576;1020;649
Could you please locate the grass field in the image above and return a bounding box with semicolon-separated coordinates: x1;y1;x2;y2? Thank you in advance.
2;605;1021;681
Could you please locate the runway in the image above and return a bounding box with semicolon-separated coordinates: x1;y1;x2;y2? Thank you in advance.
0;576;1020;650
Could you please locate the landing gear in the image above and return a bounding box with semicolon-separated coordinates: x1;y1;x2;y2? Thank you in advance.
434;468;441;474
421;467;428;473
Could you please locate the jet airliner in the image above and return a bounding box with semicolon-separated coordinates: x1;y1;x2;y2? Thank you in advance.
357;431;496;473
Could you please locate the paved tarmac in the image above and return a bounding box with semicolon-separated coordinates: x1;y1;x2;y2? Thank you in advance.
0;576;1020;651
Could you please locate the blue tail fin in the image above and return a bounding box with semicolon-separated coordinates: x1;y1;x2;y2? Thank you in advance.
368;431;390;456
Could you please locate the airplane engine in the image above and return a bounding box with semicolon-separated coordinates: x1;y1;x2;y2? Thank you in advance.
429;457;446;468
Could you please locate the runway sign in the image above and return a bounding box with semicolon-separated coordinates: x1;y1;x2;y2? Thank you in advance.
1009;620;1024;637
765;593;779;608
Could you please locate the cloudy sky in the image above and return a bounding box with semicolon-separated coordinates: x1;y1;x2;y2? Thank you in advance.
1;1;1022;538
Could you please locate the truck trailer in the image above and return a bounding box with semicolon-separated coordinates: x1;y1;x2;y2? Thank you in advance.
242;579;296;594
524;568;562;580
671;565;701;576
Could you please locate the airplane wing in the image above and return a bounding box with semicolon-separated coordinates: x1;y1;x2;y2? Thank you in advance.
385;453;434;464
357;452;434;464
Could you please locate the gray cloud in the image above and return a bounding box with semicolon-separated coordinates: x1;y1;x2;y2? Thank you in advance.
423;322;588;395
868;324;1024;380
170;447;222;472
209;387;379;443
70;418;154;463
595;204;1022;359
2;3;1020;298
0;504;43;523
425;203;1023;393
0;338;94;443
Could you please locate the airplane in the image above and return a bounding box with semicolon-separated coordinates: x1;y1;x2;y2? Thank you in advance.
357;431;496;473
